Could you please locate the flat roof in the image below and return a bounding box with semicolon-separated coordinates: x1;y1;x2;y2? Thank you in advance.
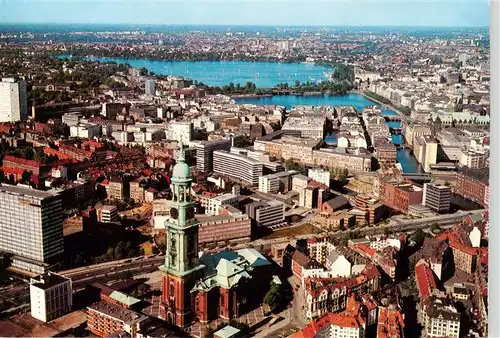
88;301;148;324
213;325;241;338
31;272;70;290
0;184;58;199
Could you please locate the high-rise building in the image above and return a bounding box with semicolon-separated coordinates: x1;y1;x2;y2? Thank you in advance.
0;76;28;122
213;150;263;186
195;139;231;173
145;79;156;95
30;272;72;322
0;185;64;273
422;183;452;213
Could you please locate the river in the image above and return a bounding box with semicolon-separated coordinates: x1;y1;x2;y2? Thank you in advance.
57;55;332;88
234;94;422;173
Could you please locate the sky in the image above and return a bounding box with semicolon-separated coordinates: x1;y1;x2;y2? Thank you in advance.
0;0;490;27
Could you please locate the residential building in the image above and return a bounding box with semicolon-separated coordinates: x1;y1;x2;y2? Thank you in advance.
454;168;489;206
308;168;331;187
292;313;366;338
96;205;118;223
151;199;171;232
449;241;478;274
422;298;460;338
0;76;28;122
103;178;126;200
196;139;231;173
87;301;149;338
304;264;381;320
379;178;423;214
168;121;193;145
416;238;452;281
129;180;146;203
213;150;263;186
30;272;72;323
422;183;452;213
377;306;405;338
460;149;486;169
246;200;285;227
207;193;238;215
0;185;64;273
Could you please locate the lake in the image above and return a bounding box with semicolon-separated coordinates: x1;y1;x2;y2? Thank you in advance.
58;55;332;88
234;94;422;173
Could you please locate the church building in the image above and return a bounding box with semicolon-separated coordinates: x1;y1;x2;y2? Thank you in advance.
160;143;272;327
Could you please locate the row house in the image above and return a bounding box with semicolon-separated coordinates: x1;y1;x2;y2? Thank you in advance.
304;264;382;320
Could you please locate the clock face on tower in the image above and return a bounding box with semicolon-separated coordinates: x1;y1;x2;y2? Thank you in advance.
170;208;179;220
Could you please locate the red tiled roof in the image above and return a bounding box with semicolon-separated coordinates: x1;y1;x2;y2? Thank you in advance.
415;262;437;299
353;244;376;259
292;313;362;338
3;155;44;168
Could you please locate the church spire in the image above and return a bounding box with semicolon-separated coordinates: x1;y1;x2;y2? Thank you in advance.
178;141;185;162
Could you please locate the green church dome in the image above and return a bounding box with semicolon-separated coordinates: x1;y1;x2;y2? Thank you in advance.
172;142;191;180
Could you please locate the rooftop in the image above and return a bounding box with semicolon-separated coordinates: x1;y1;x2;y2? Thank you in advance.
0;184;58;200
213;325;241;338
30;272;70;290
87;301;148;324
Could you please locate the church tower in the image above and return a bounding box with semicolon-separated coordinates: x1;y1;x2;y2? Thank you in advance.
160;142;203;327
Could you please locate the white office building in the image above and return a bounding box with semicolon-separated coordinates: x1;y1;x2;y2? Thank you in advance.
0;185;64;273
213;150;263;186
0;76;28;123
246;200;285;227
168;121;193;145
30;272;73;322
207;193;239;215
195;139;232;172
258;171;293;194
308;168;331;187
145;79;156;95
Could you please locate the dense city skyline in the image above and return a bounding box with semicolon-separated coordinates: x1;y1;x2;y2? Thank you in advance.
1;0;490;27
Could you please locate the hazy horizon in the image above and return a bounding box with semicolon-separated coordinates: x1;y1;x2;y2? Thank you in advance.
1;0;490;28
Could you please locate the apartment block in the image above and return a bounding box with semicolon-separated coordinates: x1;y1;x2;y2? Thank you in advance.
96;205;118;223
87;301;148;338
454;168;489;206
30;272;72;323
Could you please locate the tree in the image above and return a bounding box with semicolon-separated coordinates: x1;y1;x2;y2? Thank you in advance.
411;229;426;247
21;170;32;183
264;282;285;312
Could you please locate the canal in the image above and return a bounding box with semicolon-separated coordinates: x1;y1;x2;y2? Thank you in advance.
234;93;422;173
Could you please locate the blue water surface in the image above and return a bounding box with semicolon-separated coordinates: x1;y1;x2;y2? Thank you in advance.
59;55;332;88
